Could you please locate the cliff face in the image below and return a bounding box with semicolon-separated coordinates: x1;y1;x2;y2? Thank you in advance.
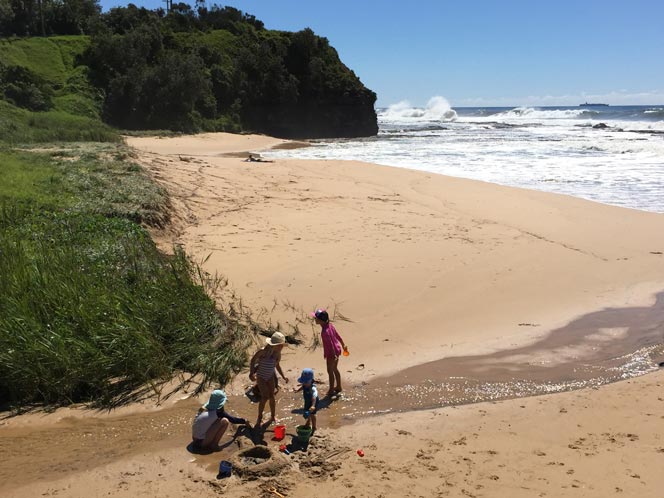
244;91;379;139
239;29;378;138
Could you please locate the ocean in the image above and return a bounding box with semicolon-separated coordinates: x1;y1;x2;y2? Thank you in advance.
267;98;664;213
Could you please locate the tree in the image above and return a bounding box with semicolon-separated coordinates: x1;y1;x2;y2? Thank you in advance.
0;0;100;36
0;63;53;111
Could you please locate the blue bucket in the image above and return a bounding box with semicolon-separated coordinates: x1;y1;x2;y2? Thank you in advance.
217;460;232;479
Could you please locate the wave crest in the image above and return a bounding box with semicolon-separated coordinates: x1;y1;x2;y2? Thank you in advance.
495;107;593;119
380;96;458;122
644;108;664;117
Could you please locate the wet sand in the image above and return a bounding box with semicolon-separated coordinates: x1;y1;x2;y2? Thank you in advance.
3;132;664;497
336;291;664;418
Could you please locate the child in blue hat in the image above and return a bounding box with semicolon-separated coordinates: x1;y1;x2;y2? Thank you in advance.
294;368;319;433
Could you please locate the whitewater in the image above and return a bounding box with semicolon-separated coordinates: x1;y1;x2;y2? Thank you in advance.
267;96;664;213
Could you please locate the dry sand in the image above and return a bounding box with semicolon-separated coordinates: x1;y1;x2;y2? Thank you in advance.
2;132;664;497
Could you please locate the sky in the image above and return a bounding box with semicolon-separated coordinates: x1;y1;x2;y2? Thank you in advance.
98;0;664;108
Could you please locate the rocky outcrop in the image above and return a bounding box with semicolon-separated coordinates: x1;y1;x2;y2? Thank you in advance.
244;96;378;139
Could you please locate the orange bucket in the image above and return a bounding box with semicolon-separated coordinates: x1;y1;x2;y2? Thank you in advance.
274;424;286;441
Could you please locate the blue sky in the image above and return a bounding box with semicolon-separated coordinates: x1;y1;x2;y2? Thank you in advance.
98;0;664;107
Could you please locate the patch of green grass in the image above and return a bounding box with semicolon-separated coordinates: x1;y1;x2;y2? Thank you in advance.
0;145;258;407
60;145;169;226
0;36;107;137
0;32;282;408
0;36;90;86
0;150;72;209
0;101;119;144
0;144;168;225
0;213;251;405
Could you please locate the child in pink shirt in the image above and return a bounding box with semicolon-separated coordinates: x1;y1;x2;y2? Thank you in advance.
311;309;348;397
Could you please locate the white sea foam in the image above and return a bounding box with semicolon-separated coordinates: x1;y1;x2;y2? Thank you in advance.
491;107;591;120
380;96;457;122
268;99;664;213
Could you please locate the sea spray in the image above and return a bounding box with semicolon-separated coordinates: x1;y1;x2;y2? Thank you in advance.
380;95;457;122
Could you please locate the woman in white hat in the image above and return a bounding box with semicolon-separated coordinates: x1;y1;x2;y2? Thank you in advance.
249;331;289;427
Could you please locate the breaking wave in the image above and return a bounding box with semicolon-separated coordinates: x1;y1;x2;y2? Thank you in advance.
493;107;593;119
644;108;664;117
379;96;458;123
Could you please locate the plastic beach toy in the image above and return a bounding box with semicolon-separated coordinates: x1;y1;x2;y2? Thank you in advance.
274;424;286;441
296;425;313;444
217;460;232;478
343;347;349;357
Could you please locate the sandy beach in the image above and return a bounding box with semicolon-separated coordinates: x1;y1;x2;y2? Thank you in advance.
2;132;664;497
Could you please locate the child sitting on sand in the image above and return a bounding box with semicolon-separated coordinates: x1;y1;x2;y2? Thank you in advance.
191;389;249;452
294;368;319;433
311;309;348;397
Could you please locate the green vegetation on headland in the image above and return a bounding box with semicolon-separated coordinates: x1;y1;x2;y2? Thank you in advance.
0;35;118;143
0;2;378;138
0;144;265;408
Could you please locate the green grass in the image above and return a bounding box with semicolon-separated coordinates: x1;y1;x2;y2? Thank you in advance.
0;36;108;140
0;150;71;208
0;214;251;405
45;144;170;226
0;145;257;407
0;36;90;86
0;101;119;144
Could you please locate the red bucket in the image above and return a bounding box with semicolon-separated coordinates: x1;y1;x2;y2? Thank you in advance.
274;424;286;441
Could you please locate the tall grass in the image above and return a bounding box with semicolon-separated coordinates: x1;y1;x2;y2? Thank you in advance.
0;102;119;144
0;149;71;207
0;211;252;405
0;146;258;407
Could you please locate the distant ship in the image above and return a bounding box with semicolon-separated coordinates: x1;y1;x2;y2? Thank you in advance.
580;102;609;107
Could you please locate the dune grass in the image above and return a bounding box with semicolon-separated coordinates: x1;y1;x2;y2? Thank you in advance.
0;149;71;207
0;145;257;408
0;101;119;144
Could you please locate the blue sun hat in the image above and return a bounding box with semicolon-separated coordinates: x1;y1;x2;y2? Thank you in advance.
298;368;315;384
204;389;227;410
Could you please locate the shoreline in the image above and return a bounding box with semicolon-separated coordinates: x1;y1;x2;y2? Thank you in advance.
2;131;664;497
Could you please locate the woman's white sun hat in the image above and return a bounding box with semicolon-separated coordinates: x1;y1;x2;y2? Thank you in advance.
266;331;286;346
